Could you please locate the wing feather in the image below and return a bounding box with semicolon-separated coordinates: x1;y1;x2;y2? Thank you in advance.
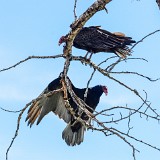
73;26;135;56
26;78;71;126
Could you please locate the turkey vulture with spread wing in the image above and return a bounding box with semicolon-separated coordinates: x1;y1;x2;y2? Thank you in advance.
26;76;108;146
59;26;136;59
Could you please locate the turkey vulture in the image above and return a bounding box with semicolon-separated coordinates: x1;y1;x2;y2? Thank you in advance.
59;26;136;59
26;76;108;146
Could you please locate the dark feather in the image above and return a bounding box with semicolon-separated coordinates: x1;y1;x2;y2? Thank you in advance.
73;26;136;58
26;76;107;146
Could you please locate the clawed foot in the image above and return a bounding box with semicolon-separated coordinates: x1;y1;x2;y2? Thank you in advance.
80;52;92;66
81;56;91;66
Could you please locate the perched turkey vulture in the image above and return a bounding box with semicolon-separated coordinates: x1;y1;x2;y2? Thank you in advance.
26;76;108;146
59;26;136;59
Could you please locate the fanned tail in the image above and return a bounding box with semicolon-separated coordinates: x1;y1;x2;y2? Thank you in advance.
62;122;86;146
115;47;132;58
114;36;135;58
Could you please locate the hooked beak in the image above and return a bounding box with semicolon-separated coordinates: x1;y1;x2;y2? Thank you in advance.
103;86;108;96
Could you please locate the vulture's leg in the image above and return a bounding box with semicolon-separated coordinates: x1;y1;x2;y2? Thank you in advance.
88;52;93;60
81;52;90;66
84;51;89;59
84;52;93;61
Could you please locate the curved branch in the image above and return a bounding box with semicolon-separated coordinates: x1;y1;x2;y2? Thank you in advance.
71;56;159;117
0;107;22;113
110;71;160;82
131;30;160;50
6;103;30;160
0;54;64;73
111;127;160;152
84;56;116;100
5;88;64;160
99;105;160;123
91;121;139;160
73;0;78;20
105;57;148;71
95;91;149;123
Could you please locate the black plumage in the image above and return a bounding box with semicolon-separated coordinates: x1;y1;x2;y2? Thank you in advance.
26;76;108;146
59;26;136;58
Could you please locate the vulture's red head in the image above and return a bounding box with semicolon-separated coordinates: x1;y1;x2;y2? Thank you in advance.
102;85;108;96
58;36;67;46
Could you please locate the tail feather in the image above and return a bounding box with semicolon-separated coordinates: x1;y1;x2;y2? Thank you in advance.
115;47;132;58
76;126;85;145
123;38;136;46
62;122;86;146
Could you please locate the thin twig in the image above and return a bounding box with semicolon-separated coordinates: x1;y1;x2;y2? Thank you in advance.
110;71;160;82
91;121;139;160
127;110;133;134
106;57;121;72
0;107;22;113
105;57;148;71
72;56;159;117
84;56;117;101
6;88;64;159
73;0;78;20
6;102;31;160
131;30;160;50
0;54;64;73
111;127;160;152
84;68;96;101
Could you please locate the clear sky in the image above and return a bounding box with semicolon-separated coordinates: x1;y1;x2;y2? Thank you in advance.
0;0;160;160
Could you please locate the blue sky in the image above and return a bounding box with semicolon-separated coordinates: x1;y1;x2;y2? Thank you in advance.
0;0;160;160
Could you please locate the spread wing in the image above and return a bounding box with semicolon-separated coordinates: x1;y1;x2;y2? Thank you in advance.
26;78;71;127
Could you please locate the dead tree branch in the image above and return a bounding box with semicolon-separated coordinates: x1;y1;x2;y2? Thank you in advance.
73;0;78;20
111;127;160;152
5;103;30;160
84;56;117;101
0;54;64;73
110;71;160;82
131;30;160;50
71;56;159;117
0;107;22;113
5;88;64;160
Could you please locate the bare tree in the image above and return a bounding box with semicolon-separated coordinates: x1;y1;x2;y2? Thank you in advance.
1;1;160;160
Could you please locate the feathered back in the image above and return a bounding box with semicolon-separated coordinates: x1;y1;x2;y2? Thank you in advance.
73;26;136;58
26;77;71;126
